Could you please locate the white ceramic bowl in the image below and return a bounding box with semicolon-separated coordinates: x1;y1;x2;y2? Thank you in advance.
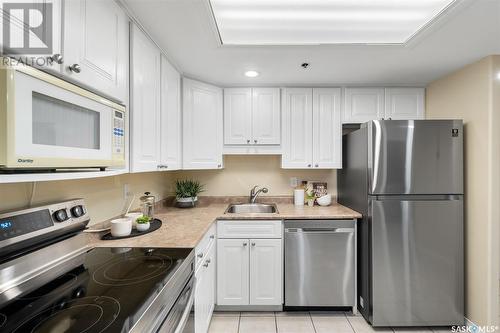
125;212;143;229
110;218;132;237
317;194;332;206
136;222;150;232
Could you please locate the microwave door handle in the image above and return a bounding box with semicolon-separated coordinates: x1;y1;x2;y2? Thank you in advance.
173;284;196;333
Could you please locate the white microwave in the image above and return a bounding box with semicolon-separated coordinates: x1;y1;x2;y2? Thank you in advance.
0;65;126;171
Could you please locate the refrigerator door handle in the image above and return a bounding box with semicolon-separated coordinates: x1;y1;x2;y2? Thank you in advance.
370;194;462;201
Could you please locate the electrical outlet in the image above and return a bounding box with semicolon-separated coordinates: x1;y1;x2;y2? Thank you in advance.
123;184;130;199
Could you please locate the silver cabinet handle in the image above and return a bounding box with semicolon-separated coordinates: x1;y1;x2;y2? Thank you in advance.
251;242;256;246
69;63;81;73
197;252;203;258
217;164;221;168
203;259;210;267
243;242;248;246
210;235;215;239
315;164;319;167
51;54;64;64
164;165;168;169
307;164;312;168
254;139;257;144
247;139;250;144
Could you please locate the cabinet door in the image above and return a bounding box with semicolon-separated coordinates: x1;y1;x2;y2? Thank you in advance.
313;88;342;169
224;88;252;145
343;88;384;123
385;88;425;120
250;239;282;305
252;88;281;145
130;25;161;172
160;55;181;170
63;0;128;102
183;78;223;170
217;239;249;306
281;88;313;169
195;243;216;333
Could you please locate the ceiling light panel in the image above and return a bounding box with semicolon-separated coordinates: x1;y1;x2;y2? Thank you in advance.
209;0;456;45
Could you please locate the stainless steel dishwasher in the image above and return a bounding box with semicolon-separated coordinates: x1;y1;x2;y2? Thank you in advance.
284;219;355;307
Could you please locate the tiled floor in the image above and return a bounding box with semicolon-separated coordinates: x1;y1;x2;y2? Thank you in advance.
208;311;451;333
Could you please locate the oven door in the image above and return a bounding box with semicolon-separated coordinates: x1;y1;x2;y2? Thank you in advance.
9;69;120;169
158;275;195;333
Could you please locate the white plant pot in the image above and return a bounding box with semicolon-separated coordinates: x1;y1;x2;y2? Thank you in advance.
176;196;198;208
136;222;150;232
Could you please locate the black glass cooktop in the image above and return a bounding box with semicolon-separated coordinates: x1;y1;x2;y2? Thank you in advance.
0;247;193;333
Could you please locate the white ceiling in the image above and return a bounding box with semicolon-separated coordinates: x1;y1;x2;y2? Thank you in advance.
123;0;500;87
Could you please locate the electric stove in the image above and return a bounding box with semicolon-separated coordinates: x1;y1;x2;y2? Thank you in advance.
0;200;195;333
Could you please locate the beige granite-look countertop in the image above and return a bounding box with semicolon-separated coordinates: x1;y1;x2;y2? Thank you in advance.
86;199;361;249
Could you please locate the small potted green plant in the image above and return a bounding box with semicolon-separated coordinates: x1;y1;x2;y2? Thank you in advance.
135;215;151;232
175;179;205;208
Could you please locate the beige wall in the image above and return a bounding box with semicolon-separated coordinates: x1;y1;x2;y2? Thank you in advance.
0;172;174;225
426;55;500;325
171;155;337;197
0;155;336;224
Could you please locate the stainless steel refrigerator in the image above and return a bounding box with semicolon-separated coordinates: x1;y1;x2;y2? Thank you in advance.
338;120;464;327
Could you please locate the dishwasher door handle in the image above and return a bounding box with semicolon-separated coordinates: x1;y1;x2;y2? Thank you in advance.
285;227;354;233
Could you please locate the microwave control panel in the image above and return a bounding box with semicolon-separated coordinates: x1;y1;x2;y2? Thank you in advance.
113;110;125;156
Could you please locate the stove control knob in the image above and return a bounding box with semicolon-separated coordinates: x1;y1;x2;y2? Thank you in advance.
71;205;85;218
53;209;69;222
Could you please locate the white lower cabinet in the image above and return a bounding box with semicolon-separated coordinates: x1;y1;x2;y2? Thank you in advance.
217;239;250;305
217;220;283;306
249;239;283;305
195;225;216;333
195;243;215;333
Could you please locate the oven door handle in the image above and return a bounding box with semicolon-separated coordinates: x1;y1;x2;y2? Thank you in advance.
173;281;196;333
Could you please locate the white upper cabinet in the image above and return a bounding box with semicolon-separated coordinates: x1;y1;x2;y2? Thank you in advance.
281;88;313;168
130;24;161;173
224;88;252;145
251;88;281;145
313;88;342;169
183;78;223;170
224;88;280;146
343;88;385;124
160;55;182;170
385;88;425;120
63;0;128;102
343;87;425;123
282;88;341;169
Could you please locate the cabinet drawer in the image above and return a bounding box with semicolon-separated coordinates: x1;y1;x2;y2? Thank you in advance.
217;220;282;239
196;223;216;269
